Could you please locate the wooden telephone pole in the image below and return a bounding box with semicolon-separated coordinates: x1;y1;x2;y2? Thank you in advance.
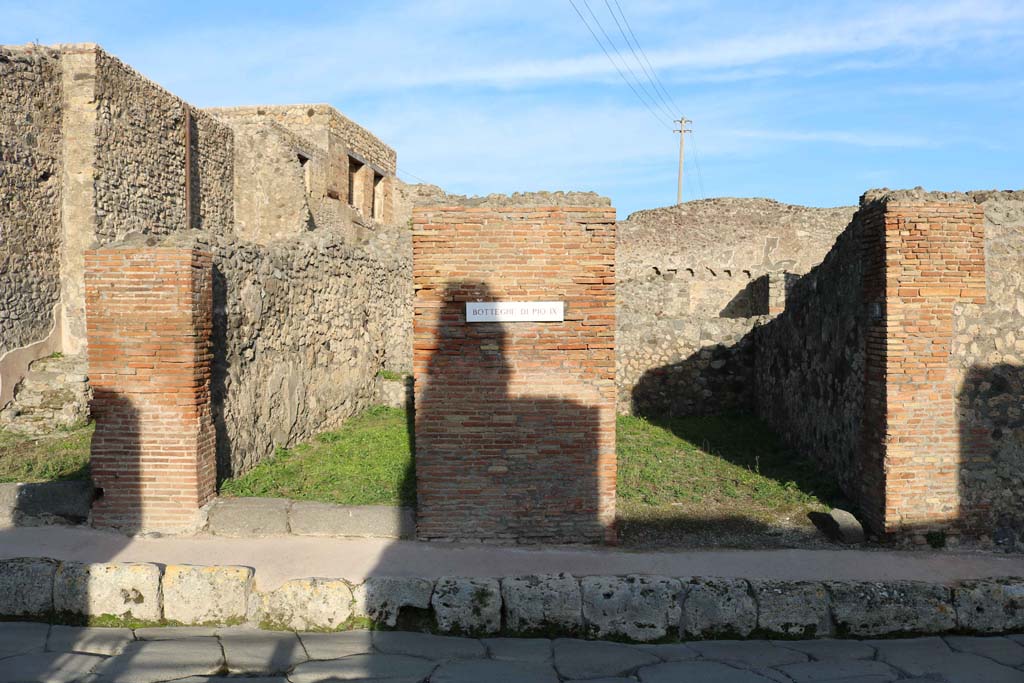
674;117;691;205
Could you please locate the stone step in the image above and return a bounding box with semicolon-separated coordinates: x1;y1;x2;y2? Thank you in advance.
0;354;90;435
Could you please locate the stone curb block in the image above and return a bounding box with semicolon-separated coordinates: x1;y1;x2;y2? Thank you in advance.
582;575;682;641
207;497;291;537
54;561;161;622
431;577;502;635
681;578;756;639
0;482;95;528
501;573;582;636
289;502;416;539
953;579;1024;633
253;578;354;631
162;564;253;625
751;579;831;638
352;576;433;627
0;557;57;617
2;557;1023;641
828;580;956;637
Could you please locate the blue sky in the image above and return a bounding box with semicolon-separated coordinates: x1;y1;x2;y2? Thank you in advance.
2;0;1022;216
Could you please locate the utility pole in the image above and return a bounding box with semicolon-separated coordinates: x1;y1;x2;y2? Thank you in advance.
674;117;691;205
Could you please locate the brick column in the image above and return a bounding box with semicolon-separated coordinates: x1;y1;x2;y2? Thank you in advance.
874;201;986;536
84;247;215;532
413;207;617;544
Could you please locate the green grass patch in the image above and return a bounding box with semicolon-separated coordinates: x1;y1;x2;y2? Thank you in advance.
0;422;92;483
377;370;407;382
616;414;839;545
220;407;838;545
220;406;415;506
617;414;838;509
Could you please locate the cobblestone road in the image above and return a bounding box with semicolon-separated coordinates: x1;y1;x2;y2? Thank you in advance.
2;622;1024;682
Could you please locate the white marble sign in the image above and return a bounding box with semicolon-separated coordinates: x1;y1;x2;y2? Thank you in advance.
466;301;564;322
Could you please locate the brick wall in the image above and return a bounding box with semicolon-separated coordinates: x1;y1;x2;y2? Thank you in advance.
84;246;215;532
756;194;987;540
413;206;617;544
876;201;986;535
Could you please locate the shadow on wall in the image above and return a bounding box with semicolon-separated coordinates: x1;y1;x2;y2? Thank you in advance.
210;264;234;482
718;274;769;319
631;294;1024;546
412;281;610;544
630;341;757;418
87;389;143;535
958;363;1024;548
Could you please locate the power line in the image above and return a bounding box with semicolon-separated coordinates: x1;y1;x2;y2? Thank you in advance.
580;0;673;125
397;167;430;185
567;0;671;130
610;0;683;115
689;130;707;200
601;0;676;121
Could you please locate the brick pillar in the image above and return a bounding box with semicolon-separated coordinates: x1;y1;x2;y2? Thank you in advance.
873;201;986;536
84;247;216;532
413;207;617;544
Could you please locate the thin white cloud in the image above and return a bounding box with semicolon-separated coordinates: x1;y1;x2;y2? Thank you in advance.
728;129;935;149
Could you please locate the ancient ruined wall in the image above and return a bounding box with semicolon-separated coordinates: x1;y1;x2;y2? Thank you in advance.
755;189;1024;542
0;46;63;357
221;118;316;242
413;207;617;544
753;209;873;515
147;228;412;479
207;105;395;223
619;199;854;416
93;49;187;239
93;49;233;242
945;191;1024;540
191;109;234;233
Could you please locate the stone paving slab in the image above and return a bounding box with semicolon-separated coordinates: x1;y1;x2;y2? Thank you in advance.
552;639;660;679
298;630;375;660
217;628;307;674
46;625;133;655
431;659;558;683
288;653;436;683
89;638;224;683
0;651;105;683
771;638;876;660
688;640;808;668
636;661;775;682
483;637;553;662
0;621;49;657
0;622;1023;682
372;631;486;660
945;634;1024;666
777;659;900;682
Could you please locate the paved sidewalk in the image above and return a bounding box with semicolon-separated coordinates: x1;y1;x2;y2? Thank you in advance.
2;622;1024;682
1;526;1021;590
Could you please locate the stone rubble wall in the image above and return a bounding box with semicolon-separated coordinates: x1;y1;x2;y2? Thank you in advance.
755;189;1024;544
191;108;234;233
150;226;411;480
0;45;63;357
942;191;1024;539
92;48;233;242
1;557;1021;640
753;207;872;514
618;198;855;416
